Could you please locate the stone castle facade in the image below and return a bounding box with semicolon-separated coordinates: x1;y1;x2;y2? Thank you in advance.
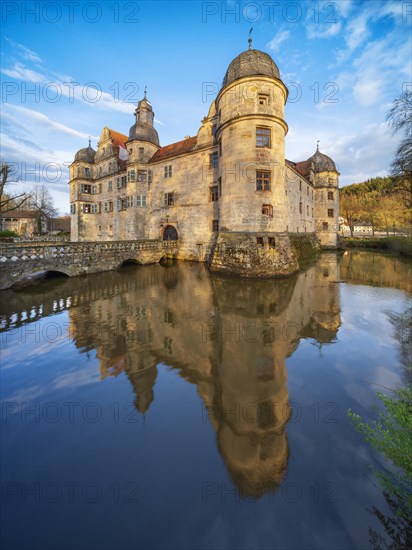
69;45;340;276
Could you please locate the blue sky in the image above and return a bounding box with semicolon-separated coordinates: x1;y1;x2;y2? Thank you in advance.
1;0;411;213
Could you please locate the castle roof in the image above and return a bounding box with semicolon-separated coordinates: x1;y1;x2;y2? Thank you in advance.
309;147;338;173
222;49;281;89
108;129;128;147
149;136;197;163
74;145;96;163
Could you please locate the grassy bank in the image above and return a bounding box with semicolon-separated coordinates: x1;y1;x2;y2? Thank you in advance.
342;236;412;257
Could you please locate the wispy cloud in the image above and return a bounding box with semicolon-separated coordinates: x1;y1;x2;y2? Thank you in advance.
267;29;290;53
3;104;99;140
4;36;42;63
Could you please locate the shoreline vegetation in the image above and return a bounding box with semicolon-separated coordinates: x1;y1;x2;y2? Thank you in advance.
341;236;412;258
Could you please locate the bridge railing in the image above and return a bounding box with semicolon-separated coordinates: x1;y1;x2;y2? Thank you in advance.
0;239;179;263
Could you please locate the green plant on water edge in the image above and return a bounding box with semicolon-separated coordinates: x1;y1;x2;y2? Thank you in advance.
347;385;412;520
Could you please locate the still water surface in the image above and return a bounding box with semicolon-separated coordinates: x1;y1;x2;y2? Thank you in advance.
1;251;411;550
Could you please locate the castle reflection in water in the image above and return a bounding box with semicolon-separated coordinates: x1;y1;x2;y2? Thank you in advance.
61;254;340;498
4;251;410;497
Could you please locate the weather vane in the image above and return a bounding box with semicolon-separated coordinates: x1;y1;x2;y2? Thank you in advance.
248;27;253;50
316;140;320;150
88;135;91;147
144;85;147;99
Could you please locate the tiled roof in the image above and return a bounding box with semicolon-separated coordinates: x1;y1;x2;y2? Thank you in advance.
108;129;128;146
4;210;39;219
292;159;312;178
149;136;197;163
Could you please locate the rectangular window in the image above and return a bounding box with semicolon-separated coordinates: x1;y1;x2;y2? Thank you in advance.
307;186;309;196
299;202;302;214
258;94;269;106
117;198;122;211
136;195;147;207
84;167;90;177
164;165;172;178
91;184;97;194
212;219;219;232
328;208;334;218
108;181;112;191
328;191;334;200
137;170;147;183
104;202;109;213
80;184;92;194
91;204;98;214
126;196;132;208
139;147;144;158
164;192;174;206
209;152;218;169
209;186;219;202
256;171;271;191
323;222;329;230
148;170;153;184
307;205;309;216
70;204;76;214
268;237;276;248
256;127;271;148
256;237;264;247
83;204;91;213
128;170;136;182
262;204;273;217
121;176;127;188
116;177;121;189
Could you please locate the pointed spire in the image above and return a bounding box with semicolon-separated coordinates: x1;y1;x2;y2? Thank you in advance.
248;27;253;50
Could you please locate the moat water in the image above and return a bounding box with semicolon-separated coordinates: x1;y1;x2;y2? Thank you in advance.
1;251;411;550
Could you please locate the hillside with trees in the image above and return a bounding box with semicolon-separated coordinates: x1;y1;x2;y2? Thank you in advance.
340;176;411;235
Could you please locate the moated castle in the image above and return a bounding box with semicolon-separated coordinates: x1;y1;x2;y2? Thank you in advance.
69;44;340;277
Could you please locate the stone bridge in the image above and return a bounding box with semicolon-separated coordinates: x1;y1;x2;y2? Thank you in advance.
0;239;179;290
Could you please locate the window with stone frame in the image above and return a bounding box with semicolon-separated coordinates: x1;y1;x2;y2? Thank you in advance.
148;170;153;184
262;204;273;217
256;127;271;147
164;165;172;178
258;94;269;106
212;219;219;232
70;204;76;214
299;202;302;214
268;237;276;248
137;170;147;183
323;222;329;230
121;176;127;187
256;171;271;191
80;184;92;194
209;186;219;202
328;191;334;200
91;204;98;214
84;167;91;177
164;192;174;207
116;177;121;189
139;147;144;158
209;152;218;169
307;205;309;216
83;204;92;213
328;208;334;217
128;170;136;182
256;237;264;247
108;180;112;191
136;195;147;207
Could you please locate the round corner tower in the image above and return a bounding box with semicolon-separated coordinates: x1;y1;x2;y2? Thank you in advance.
215;46;289;233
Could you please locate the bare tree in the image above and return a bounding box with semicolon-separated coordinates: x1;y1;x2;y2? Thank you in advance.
0;162;28;230
27;184;58;234
386;91;412;208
